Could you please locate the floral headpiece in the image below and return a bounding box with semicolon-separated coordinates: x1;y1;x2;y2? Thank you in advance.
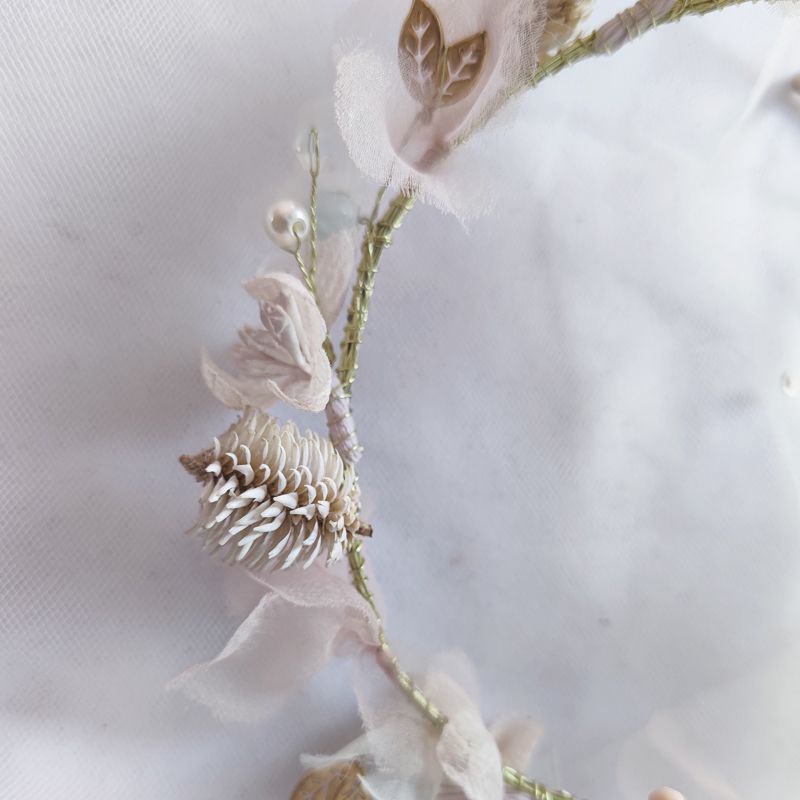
173;1;791;798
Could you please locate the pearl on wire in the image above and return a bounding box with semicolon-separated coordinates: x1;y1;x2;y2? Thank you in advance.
648;788;686;800
264;200;310;251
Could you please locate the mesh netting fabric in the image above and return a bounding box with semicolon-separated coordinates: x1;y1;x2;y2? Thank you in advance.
1;2;799;798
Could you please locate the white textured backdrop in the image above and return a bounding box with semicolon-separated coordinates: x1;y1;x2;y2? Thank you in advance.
1;2;799;799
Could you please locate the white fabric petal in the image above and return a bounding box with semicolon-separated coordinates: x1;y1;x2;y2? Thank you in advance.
169;565;379;722
202;272;332;413
315;228;359;327
201;347;277;410
437;708;503;800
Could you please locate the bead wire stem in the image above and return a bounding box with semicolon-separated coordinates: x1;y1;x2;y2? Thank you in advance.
307;128;321;277
294;128;335;365
327;1;764;796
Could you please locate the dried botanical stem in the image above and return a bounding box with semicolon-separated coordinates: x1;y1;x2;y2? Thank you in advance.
336;191;416;396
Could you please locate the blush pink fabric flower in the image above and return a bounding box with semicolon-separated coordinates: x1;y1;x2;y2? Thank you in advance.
201;227;358;414
202;272;332;413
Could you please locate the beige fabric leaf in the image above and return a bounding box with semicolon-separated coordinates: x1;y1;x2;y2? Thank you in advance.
202;273;332;413
398;0;443;106
440;32;487;107
315;228;359;327
291;762;371;800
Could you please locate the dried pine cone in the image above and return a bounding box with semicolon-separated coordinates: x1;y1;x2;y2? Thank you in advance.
181;409;362;571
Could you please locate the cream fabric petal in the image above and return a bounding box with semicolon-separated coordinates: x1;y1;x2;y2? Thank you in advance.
306;652;530;800
315;228;359;327
242;273;332;412
201;272;332;413
437;707;503;800
200;346;278;410
169;565;379;723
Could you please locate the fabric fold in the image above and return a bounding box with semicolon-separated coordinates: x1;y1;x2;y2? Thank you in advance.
169;564;380;723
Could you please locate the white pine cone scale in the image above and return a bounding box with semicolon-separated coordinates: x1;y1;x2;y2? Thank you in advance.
183;409;361;571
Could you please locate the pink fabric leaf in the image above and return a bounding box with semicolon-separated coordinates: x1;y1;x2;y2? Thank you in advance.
202;272;332;413
169;564;379;723
200;346;276;410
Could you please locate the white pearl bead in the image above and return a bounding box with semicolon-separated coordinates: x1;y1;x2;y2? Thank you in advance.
264;200;310;251
648;788;685;800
